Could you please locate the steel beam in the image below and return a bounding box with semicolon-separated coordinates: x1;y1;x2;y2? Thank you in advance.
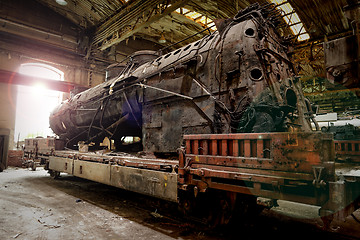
0;70;87;93
96;0;190;51
94;0;163;46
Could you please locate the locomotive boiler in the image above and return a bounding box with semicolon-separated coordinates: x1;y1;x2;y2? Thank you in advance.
49;3;317;153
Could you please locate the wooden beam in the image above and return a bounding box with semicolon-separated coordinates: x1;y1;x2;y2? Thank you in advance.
97;0;190;51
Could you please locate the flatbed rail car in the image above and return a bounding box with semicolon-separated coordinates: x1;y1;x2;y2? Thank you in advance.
47;132;360;226
334;140;360;163
23;137;64;170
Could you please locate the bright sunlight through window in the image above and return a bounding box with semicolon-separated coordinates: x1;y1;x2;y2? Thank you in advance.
175;8;217;31
15;63;63;142
269;0;310;41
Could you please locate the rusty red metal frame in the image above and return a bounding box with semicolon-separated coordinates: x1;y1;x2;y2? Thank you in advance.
0;69;87;93
179;132;335;206
334;140;360;162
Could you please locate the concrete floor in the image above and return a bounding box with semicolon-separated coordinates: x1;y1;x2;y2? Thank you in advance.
0;168;359;240
0;168;186;240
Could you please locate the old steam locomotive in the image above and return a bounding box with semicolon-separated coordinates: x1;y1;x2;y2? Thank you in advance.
49;3;316;153
45;3;360;228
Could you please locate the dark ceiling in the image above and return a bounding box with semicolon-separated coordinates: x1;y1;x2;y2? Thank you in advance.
0;0;355;75
33;0;352;53
0;0;358;112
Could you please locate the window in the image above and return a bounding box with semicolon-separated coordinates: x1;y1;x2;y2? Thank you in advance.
15;63;63;141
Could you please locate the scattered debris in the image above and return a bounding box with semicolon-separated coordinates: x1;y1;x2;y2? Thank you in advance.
12;233;21;239
44;224;61;229
150;209;163;219
37;219;61;228
37;219;45;224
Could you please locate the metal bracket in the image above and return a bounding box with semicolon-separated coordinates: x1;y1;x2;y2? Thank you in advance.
313;166;326;188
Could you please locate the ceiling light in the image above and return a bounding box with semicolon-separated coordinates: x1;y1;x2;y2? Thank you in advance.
55;0;68;6
159;33;166;43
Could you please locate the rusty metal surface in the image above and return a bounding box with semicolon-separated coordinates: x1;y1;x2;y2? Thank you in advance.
23;137;65;169
48;156;73;175
44;3;360;226
46;129;359;224
24;137;64;155
334;140;360;162
179;131;360;223
110;165;178;202
183;132;334;174
52;150;178;171
49;3;317;153
48;155;178;202
324;0;359;90
179;132;335;206
73;160;111;185
49;149;178;202
324;35;360;88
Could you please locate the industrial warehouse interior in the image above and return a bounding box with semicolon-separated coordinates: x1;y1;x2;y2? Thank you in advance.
0;0;360;239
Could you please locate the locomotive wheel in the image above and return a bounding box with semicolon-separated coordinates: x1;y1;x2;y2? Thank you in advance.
209;197;233;226
181;198;195;216
233;194;264;223
53;171;60;179
219;198;232;225
49;170;60;179
44;161;49;170
178;190;196;217
208;193;264;227
31;161;36;171
207;191;236;227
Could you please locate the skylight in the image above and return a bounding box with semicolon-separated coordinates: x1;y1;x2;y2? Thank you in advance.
174;3;308;38
185;11;202;19
269;0;310;41
175;8;217;31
